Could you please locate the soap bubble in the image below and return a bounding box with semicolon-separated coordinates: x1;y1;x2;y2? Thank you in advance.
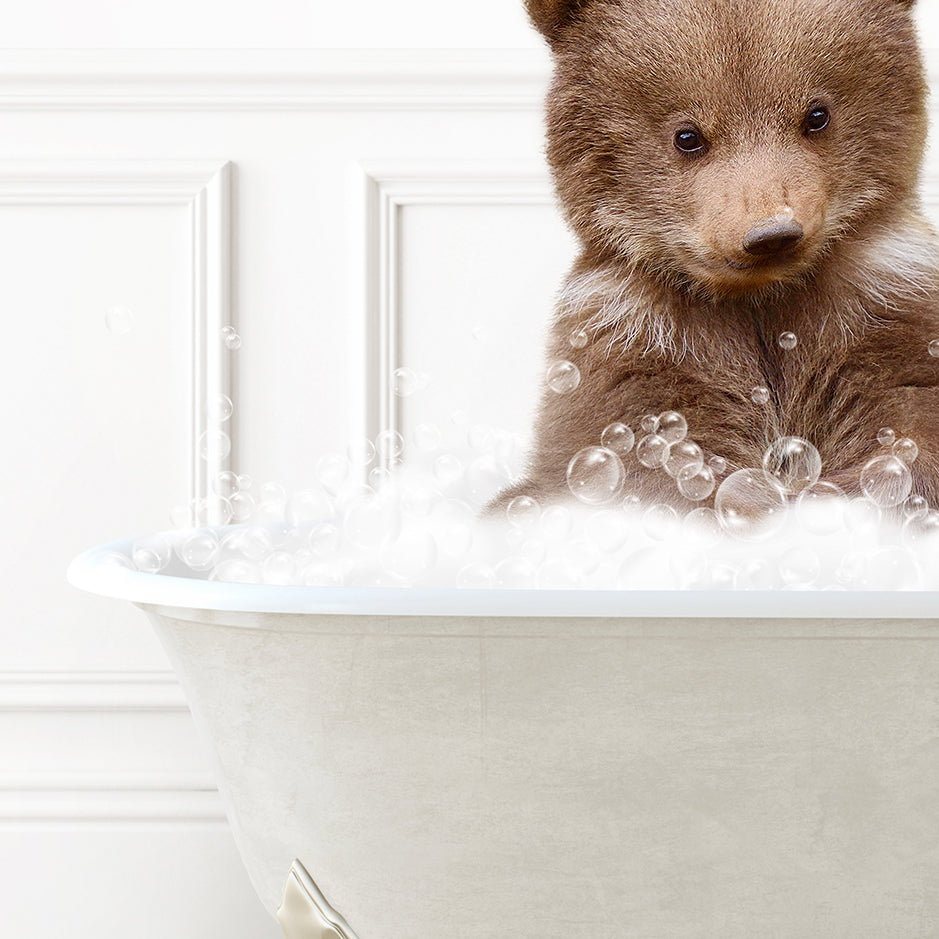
506;495;541;530
467;424;497;451
640;414;659;434
778;331;798;351
861;546;920;590
600;422;635;457
262;551;296;585
376;429;406;464
796;481;847;535
929;339;939;357
494;557;538;589
735;558;776;590
212;470;240;498
286;489;333;526
132;535;172;573
903;510;939;546
457;562;496;589
664;440;703;478
402;483;440;518
393;367;420;397
301;563;344;587
433;454;463;489
105;306;134;335
844;497;881;536
892;437;919;465
566;447;625;504
541;504;574;540
347;438;376;466
211;559;260;584
380;529;437;581
708;455;728;476
538;559;582;589
177;529;220;571
762;436;822;494
584;509;629;552
569;327;589;349
227;491;254;522
677;464;716;501
657;411;688;444
877;427;896;447
546;360;581;394
413;423;443;453
903;495;929;520
206;393;233;423
715;468;787;540
779;546;820;586
636;434;669;469
199;430;232;461
751;386;770;405
466;455;513;502
308;521;342;559
344;492;402;549
220;526;273;563
860;454;913;507
683;506;722;546
221;325;242;350
642;503;680;540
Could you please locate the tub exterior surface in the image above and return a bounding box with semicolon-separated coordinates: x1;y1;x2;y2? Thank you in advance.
143;605;939;939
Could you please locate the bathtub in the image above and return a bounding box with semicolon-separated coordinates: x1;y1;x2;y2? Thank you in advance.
68;533;939;938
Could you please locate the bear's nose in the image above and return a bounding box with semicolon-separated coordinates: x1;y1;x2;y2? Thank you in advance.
742;218;804;256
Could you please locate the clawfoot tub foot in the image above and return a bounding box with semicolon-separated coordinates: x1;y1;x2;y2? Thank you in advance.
277;860;360;939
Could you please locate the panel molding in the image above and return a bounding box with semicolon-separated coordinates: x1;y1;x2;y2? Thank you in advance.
360;160;553;466
0;159;232;518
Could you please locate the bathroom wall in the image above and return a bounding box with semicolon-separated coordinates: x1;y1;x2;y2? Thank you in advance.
1;4;939;938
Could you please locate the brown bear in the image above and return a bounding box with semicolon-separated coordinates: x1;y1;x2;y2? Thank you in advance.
494;0;939;515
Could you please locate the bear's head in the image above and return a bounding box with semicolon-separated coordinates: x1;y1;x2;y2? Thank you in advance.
528;0;927;299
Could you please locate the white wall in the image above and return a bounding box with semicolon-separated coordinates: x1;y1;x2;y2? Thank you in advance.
3;3;939;938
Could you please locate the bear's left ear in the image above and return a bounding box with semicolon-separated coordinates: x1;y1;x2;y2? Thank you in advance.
525;0;588;44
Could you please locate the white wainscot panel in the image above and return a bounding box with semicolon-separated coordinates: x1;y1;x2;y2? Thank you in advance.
362;162;578;477
0;160;231;670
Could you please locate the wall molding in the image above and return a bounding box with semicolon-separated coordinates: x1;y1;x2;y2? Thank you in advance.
0;159;232;518
360;160;553;465
0;670;185;711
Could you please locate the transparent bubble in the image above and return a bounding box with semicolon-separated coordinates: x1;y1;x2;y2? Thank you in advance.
761;436;822;494
402;484;440;518
546;360;581;394
640;414;659;434
892;437;919;465
449;409;469;427
903;495;930;520
778;331;798;351
206;393;233;423
584;509;629;552
494;557;538;589
779;546;820;586
566;447;625;505
347;438;376;466
929;339;939;357
664;439;703;478
750;386;770;405
735;558;776;591
844;496;881;536
178;529;220;571
199;430;232;461
467;424;497;451
636;434;669;469
376;429;406;465
368;467;392;490
642;503;680;540
433;454;464;489
677;463;716;501
465;455;513;502
506;495;541;530
344;492;402;549
538;559;582;589
796;481;846;535
105;306;134;335
380;529;438;581
432;500;475;559
286;489;333;526
220;526;273;563
902;510;939;546
708;455;728;476
457;562;496;589
308;521;342;559
714;468;787;540
682;506;722;546
262;551;296;586
413;423;443;453
301;563;344;587
237;473;253;491
100;550;134;570
859;454;913;507
877;427;896;447
229;491;256;523
316;453;350;494
600;422;635;457
657;411;688;444
260;481;287;505
212;469;240;499
221;325;242;350
861;546;920;590
569;327;589;349
541;504;574;541
211;559;261;584
131;535;172;573
471;325;488;343
393;367;420;397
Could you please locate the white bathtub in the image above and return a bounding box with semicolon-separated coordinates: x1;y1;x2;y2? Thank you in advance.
69;534;939;939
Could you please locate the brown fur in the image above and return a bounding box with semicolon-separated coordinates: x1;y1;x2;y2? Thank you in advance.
494;0;939;512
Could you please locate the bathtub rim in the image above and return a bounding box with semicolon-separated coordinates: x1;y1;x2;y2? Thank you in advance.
67;533;939;619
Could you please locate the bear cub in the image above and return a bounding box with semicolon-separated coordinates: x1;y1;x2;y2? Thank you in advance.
496;0;939;515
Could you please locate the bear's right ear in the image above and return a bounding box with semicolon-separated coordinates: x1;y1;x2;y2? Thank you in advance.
525;0;587;44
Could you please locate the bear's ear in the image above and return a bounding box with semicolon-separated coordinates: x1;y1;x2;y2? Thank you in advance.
525;0;588;43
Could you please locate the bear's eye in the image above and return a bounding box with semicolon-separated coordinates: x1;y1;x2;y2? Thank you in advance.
674;127;707;155
803;105;830;134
